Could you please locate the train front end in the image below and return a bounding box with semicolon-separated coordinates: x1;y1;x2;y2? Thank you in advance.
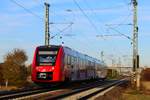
31;45;64;84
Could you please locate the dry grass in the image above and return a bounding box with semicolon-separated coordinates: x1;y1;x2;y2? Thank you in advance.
94;80;150;100
122;88;150;100
95;82;129;100
0;86;17;91
141;81;150;91
121;80;150;100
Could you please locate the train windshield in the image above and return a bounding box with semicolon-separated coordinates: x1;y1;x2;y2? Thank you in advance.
37;49;59;66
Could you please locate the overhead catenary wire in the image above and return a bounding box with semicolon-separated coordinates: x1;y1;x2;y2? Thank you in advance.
61;0;104;53
64;8;102;52
105;25;132;41
10;0;74;39
8;0;89;47
73;0;133;57
73;4;130;12
82;0;133;39
107;13;132;29
32;0;45;7
10;0;43;20
72;0;101;35
8;0;134;62
82;0;106;34
103;7;133;41
51;23;74;39
52;23;100;58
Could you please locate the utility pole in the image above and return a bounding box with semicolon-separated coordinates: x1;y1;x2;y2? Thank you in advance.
101;51;104;63
132;0;140;90
118;57;122;75
45;2;50;46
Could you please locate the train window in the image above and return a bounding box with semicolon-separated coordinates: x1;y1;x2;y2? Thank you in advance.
71;56;74;65
67;55;69;64
72;56;76;64
37;49;58;66
80;59;82;68
77;57;80;67
93;62;95;67
67;55;71;65
91;62;93;67
83;59;84;68
79;58;81;68
86;60;88;67
64;55;67;65
81;59;84;68
88;61;91;66
74;57;76;62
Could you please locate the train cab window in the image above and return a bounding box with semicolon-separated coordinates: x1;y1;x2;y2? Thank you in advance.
74;57;77;64
37;49;59;66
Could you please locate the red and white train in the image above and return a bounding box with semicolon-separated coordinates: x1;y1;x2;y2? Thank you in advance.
32;45;107;84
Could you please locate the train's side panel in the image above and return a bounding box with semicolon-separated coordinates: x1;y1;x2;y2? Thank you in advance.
63;47;107;81
63;47;77;81
58;47;65;81
53;47;63;82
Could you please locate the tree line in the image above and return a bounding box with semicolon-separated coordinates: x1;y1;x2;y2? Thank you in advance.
0;49;32;87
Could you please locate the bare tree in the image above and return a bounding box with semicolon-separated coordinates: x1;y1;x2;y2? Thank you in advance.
2;49;28;86
0;63;4;86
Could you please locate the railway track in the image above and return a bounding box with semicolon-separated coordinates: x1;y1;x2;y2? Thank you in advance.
0;79;128;100
44;79;128;100
0;80;99;99
0;85;61;100
78;79;128;100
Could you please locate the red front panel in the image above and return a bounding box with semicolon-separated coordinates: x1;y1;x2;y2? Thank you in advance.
31;46;64;83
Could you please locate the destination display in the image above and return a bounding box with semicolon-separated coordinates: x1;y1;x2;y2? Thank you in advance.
37;50;58;66
38;51;58;55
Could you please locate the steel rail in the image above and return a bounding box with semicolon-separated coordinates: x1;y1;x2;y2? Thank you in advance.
79;79;128;100
0;88;52;99
45;79;128;100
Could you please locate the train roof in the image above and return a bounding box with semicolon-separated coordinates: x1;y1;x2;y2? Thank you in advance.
62;46;103;64
37;45;61;49
37;45;105;64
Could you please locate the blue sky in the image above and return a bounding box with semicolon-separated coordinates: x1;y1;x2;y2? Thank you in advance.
0;0;150;67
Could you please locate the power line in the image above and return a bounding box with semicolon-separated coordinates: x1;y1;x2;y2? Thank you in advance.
82;0;106;34
10;0;74;39
32;0;44;7
10;0;43;20
82;0;132;36
105;25;132;41
116;13;132;27
82;0;133;46
51;23;73;39
73;1;131;12
72;0;101;34
52;23;100;57
65;9;101;53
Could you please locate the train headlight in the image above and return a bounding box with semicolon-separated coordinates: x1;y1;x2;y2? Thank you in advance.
36;67;39;71
52;67;54;70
